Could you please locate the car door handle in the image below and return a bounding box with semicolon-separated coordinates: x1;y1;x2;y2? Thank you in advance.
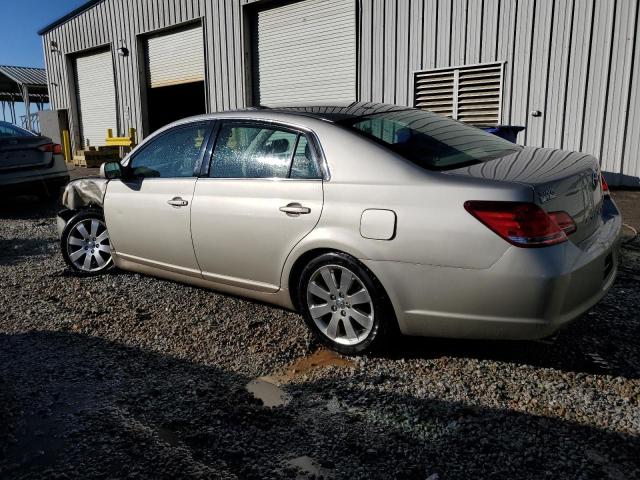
167;197;188;207
279;203;311;216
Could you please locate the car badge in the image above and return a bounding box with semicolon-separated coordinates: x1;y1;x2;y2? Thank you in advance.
538;189;556;204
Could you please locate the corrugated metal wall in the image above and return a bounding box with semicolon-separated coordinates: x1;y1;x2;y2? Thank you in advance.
358;0;640;185
42;0;639;184
42;0;251;151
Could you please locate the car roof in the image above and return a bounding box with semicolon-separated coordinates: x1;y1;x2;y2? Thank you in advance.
251;102;412;122
0;121;36;136
145;102;414;146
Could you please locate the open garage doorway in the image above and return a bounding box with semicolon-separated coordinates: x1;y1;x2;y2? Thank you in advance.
147;81;205;133
143;24;206;134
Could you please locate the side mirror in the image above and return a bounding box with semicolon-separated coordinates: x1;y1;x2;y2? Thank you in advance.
100;161;123;180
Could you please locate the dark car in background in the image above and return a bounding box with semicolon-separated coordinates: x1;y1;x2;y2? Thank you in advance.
0;121;69;199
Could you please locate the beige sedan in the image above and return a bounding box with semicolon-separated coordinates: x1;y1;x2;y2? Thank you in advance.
57;103;622;354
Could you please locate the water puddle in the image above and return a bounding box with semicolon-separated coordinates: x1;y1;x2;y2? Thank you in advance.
246;349;357;408
287;455;331;478
246;378;290;408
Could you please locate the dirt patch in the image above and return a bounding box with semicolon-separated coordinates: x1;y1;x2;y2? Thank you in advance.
246;349;356;407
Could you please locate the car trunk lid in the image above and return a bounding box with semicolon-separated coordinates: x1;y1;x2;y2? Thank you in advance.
446;147;605;245
0;136;53;172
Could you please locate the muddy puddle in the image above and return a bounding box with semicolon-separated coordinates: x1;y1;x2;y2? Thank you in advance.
287;455;331;478
246;349;356;408
246;378;290;408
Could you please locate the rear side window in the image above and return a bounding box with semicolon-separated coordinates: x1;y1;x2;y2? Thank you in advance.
0;123;34;138
341;109;520;170
209;123;322;179
129;123;208;178
290;136;322;179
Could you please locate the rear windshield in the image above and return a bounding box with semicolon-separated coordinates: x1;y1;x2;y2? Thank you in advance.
339;109;520;171
0;123;35;138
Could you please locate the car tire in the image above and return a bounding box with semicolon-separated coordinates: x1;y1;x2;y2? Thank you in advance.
60;209;114;276
297;252;394;355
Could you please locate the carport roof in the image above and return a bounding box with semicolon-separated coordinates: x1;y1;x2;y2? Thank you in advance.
0;66;47;87
0;66;49;102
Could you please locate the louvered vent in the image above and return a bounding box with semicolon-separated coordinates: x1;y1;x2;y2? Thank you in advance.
414;62;503;125
414;69;455;117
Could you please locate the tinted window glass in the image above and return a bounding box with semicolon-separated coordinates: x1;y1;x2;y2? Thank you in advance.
129;124;207;178
290;135;321;179
0;122;34;138
341;109;520;170
210;124;297;178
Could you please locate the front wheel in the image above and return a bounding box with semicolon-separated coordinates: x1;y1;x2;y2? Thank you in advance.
60;209;114;275
297;252;394;355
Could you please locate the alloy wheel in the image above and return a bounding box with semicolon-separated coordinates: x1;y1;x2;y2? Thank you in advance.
306;265;374;345
66;218;112;272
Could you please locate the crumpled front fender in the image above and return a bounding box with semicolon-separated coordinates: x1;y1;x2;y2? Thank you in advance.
61;177;108;209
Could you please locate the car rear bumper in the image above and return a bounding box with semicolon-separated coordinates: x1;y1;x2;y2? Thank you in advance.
0;155;69;188
363;198;623;340
0;154;69;194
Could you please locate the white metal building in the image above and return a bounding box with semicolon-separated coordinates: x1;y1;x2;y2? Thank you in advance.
39;0;640;185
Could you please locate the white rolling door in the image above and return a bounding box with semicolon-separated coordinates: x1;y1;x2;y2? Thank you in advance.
256;0;356;106
75;50;118;148
146;26;205;88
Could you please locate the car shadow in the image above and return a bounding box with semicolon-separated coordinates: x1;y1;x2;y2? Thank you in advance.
384;332;636;379
0;238;58;266
385;292;639;380
1;331;638;480
0;194;60;220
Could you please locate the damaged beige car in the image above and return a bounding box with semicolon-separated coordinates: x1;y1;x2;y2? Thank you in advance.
57;104;622;354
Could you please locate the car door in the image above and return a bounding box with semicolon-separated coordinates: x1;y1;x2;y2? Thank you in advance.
104;121;212;276
190;121;324;292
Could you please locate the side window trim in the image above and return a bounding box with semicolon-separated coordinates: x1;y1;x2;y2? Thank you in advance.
200;119;326;180
198;120;220;177
286;134;303;179
191;121;216;177
124;121;215;179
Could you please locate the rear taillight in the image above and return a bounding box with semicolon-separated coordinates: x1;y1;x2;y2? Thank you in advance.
38;143;63;154
464;201;568;248
601;173;610;196
548;211;577;236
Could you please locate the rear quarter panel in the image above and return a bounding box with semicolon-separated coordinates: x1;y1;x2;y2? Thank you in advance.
282;125;535;284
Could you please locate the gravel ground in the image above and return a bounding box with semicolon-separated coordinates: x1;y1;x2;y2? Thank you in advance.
0;187;639;480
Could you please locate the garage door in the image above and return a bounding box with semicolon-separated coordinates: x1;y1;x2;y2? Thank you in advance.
75;50;118;148
255;0;356;105
146;26;205;88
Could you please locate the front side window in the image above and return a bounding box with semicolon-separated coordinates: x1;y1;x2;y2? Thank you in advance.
129;123;208;178
210;124;321;179
341;109;520;170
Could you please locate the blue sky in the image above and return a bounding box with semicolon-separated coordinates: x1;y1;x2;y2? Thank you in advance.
1;0;86;122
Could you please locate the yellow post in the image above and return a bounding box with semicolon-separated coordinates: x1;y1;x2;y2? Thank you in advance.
62;129;72;162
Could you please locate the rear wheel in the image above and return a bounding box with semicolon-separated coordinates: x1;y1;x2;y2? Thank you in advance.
298;252;393;355
61;209;114;276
